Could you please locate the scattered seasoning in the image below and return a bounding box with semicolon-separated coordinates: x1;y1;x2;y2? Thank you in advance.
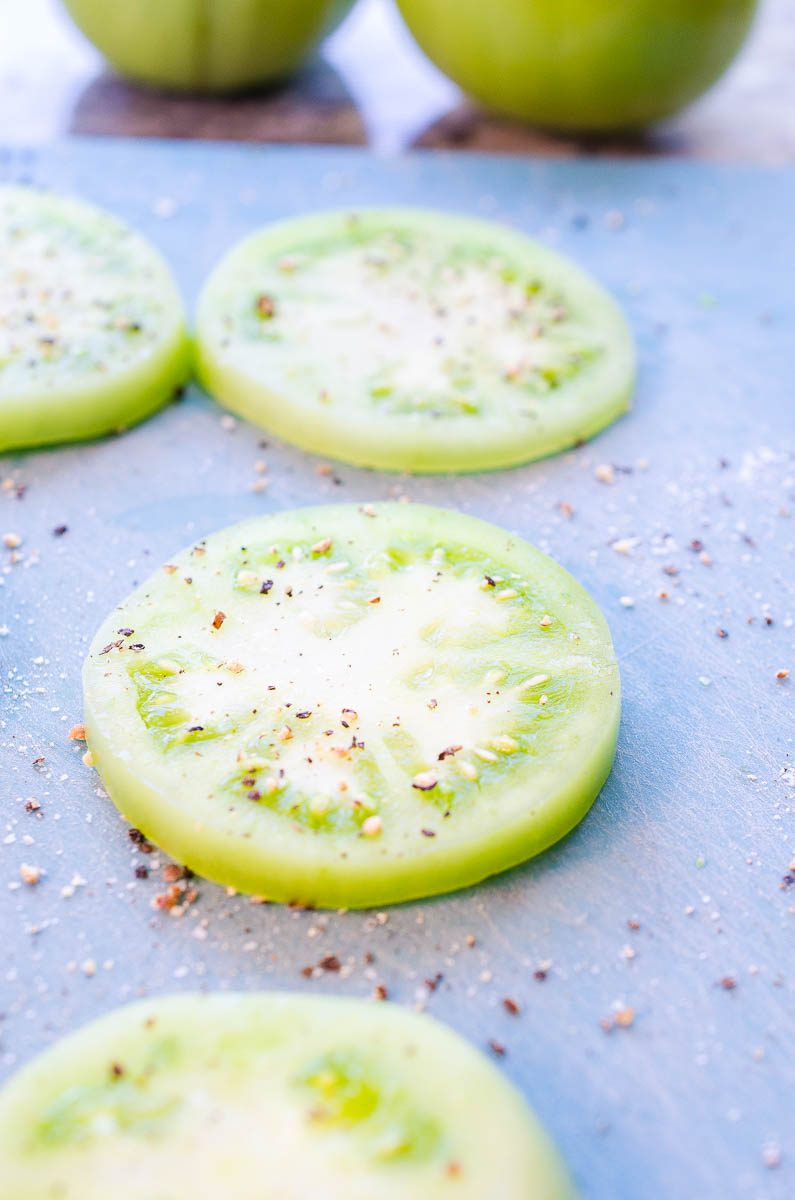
162;864;188;884
68;724;86;741
260;580;274;594
311;538;333;555
502;997;521;1016
362;815;383;838
539;614;553;628
318;954;341;973
420;828;436;838
412;771;438;791
594;463;616;485
212;611;226;630
438;745;462;761
52;524;68;537
152;880;199;913
719;976;737;991
128;827;154;853
488;1039;506;1057
2;531;22;549
82;750;94;768
775;668;789;680
255;293;276;319
601;1006;634;1032
20;863;41;886
373;984;389;1001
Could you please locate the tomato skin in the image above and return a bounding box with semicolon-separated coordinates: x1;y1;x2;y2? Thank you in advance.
0;186;190;452
196;207;634;474
396;0;758;131
0;994;578;1200
61;0;356;93
83;503;620;910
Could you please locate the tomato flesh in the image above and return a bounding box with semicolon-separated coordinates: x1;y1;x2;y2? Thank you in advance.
0;992;577;1199
0;186;189;452
195;208;634;473
83;503;620;908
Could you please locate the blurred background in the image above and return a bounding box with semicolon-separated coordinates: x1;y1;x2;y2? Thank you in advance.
0;0;792;159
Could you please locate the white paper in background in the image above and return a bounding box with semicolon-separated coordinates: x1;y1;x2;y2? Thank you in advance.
0;0;100;140
324;0;460;153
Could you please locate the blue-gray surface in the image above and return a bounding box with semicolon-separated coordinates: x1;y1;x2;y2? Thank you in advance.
0;140;793;1200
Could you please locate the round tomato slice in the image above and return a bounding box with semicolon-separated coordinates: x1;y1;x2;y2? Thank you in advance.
0;186;190;452
0;992;576;1199
195;208;634;473
83;503;620;908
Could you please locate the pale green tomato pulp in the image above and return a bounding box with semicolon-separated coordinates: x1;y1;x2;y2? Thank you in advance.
83;504;620;908
0;186;190;452
195;208;635;473
0;992;577;1199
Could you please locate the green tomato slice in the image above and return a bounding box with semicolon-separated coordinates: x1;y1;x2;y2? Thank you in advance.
0;186;190;452
195;208;634;473
83;503;619;907
0;992;577;1199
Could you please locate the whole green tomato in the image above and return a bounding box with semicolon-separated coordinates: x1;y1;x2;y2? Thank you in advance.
61;0;357;92
395;0;758;130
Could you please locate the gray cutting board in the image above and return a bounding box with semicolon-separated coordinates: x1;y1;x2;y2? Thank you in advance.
0;139;792;1200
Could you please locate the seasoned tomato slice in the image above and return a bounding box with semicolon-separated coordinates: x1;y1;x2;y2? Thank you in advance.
196;208;634;472
0;992;577;1199
83;504;620;907
0;186;189;452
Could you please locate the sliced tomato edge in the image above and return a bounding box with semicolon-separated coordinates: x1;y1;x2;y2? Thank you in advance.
83;502;620;910
0;992;577;1200
0;186;191;453
194;207;635;474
